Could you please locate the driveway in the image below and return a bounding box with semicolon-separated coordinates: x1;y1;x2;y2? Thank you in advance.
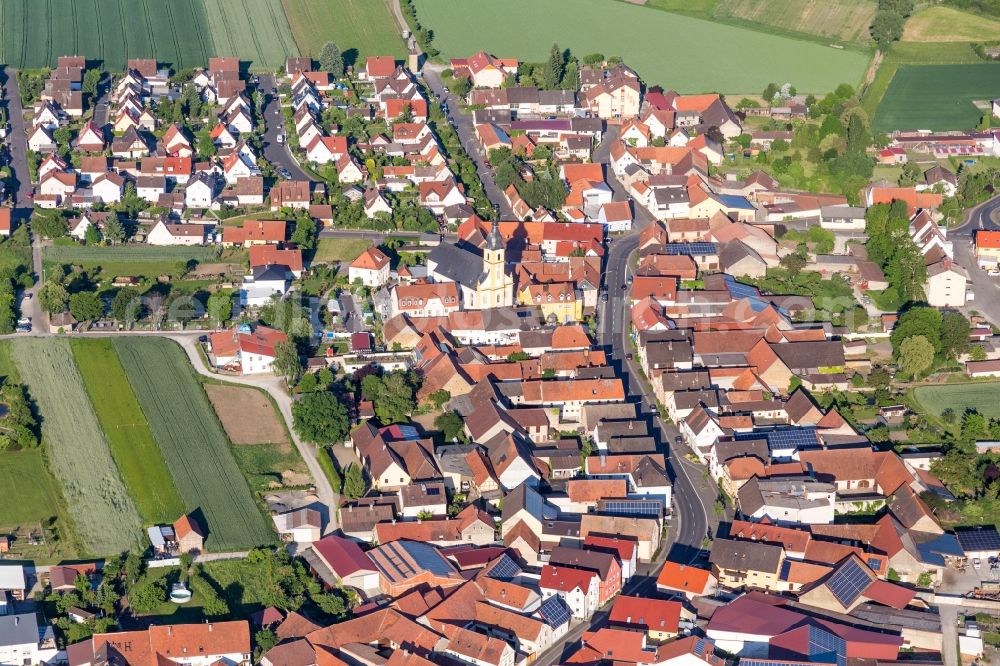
257;74;314;182
421;65;513;218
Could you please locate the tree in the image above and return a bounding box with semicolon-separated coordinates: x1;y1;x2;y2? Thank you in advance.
84;223;102;245
255;629;278;657
762;82;779;102
779;253;807;277
206;289;234;326
899;335;934;376
819;114;845;138
373;372;416;424
871;9;905;51
891;306;942;355
196;129;216;158
961;410;988;441
129;579;167;614
435;411;465;442
886;238;927;304
292;391;349;443
846;114;870;152
290;215;317;250
543;43;565;89
272;340;303;385
38;281;69;316
940;311;971;360
971;344;988;361
83;69;102;98
69;291;104;323
103;216;126;245
879;0;914;17
343;463;366;499
32;212;67;239
428;389;451;409
111;287;142;325
319;42;345;77
297;372;317;393
941;407;956;424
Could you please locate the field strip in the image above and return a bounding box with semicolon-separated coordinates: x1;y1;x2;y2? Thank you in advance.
71;338;186;525
113;337;275;551
12;338;144;556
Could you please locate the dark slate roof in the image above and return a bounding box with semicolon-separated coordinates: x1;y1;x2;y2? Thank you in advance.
428;242;486;289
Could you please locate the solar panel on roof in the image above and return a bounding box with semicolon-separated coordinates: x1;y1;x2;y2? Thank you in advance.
826;558;870;607
735;428;821;452
956;527;1000;553
665;242;717;256
598;499;663;517
724;275;762;300
486;554;521;581
807;625;847;666
538;595;571;628
404;541;454;576
866;557;883;572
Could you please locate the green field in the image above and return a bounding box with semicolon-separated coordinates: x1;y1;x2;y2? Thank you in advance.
313;237;372;263
44;244;225;280
114;337;274;551
0;449;65;527
12;338;144;555
413;0;870;93
71;339;185;525
0;0;296;70
872;63;1000;132
913;382;1000;420
281;0;405;64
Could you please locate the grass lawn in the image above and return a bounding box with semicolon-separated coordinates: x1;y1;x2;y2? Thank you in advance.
130;558;286;622
280;0;405;65
71;339;185;525
0;449;79;563
913;382;1000;420
231;444;310;493
0;341;18;382
0;450;65;527
413;0;871;93
872;63;1000;132
903;6;1000;42
312;238;372;264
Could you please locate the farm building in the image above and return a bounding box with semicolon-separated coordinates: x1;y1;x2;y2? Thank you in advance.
955;527;1000;562
966;360;1000;378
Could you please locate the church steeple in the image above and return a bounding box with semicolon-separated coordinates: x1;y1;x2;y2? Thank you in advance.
486;218;503;251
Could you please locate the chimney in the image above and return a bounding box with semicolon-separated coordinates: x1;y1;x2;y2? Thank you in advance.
208;623;213;632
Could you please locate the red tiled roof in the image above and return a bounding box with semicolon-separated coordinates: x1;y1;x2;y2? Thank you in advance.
312;534;375;577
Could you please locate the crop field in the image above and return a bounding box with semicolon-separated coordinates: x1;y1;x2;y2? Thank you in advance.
281;0;405;64
913;382;1000;420
0;0;295;70
114;337;274;551
414;0;870;93
903;6;1000;42
12;338;144;555
71;339;185;525
872;63;1000;132
712;0;876;45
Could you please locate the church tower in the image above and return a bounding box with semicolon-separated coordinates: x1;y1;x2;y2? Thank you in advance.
480;219;513;307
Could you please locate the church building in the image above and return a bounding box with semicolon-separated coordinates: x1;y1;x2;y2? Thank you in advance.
427;220;514;309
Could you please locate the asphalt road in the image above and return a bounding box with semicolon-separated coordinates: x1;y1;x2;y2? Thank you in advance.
420;65;514;218
2;68;46;329
949;194;1000;324
533;126;720;666
257;74;313;183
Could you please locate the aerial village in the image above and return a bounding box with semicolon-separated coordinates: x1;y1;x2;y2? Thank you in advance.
1;39;1000;666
